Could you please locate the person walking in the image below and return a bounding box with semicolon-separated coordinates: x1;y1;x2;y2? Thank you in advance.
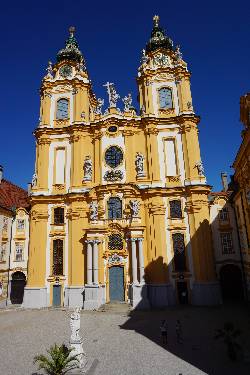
176;319;183;344
160;319;168;345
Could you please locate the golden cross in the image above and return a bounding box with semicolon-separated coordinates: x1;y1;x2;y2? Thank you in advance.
153;15;159;27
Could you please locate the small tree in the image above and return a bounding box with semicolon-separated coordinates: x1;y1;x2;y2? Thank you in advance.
214;322;242;361
34;343;79;375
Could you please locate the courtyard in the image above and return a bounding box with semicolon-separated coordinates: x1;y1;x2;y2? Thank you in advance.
0;303;249;375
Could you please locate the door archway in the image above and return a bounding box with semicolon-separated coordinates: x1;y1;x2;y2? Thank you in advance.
220;264;244;301
10;272;26;304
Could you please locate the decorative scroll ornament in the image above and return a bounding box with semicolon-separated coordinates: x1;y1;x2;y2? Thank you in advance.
104;170;123;182
108;253;124;265
94;98;104;115
89;201;98;221
153;52;170;68
195;160;205;176
77;56;87;73
103;82;120;108
83;156;92;181
135;152;146;177
45;61;53;79
122;93;133;112
129;200;140;217
31;173;37;187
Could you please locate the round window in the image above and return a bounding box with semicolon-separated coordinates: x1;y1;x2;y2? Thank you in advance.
108;125;118;133
105;146;123;168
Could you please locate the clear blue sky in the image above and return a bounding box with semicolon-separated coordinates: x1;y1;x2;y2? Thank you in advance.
0;0;249;191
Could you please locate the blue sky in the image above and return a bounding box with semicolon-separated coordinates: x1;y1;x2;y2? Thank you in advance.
0;0;249;191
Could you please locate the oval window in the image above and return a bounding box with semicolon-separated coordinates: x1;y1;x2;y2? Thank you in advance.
105;146;123;168
108;126;118;133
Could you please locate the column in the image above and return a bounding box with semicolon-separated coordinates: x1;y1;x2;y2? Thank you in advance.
138;238;145;284
131;238;138;284
86;241;93;285
93;240;100;285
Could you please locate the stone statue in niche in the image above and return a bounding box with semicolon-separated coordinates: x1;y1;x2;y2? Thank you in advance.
94;98;104;115
69;307;86;369
89;201;98;221
31;173;37;187
195;160;205;176
135;152;146;177
129;200;140;217
122;93;133;112
83;156;92;181
103;82;120;108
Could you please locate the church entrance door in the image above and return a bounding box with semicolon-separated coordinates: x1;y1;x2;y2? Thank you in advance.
109;266;124;302
10;272;26;304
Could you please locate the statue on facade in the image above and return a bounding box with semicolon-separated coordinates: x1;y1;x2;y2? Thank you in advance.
122;93;133;112
195;160;205;176
69;307;86;369
89;201;98;221
141;49;148;64
135;152;146;177
103;82;120;108
83;156;92;181
140;105;146;116
175;45;183;62
77;56;87;73
129;200;140;217
45;61;53;79
31;173;37;187
94;98;104;115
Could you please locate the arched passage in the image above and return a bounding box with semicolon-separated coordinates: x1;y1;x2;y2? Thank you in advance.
10;272;26;304
220;264;244;301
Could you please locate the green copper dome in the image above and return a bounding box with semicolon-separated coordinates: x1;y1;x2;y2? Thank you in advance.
146;16;173;53
57;26;83;63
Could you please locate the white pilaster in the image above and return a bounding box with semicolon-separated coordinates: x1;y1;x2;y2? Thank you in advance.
86;241;93;285
131;238;138;284
93;240;100;285
138;238;145;284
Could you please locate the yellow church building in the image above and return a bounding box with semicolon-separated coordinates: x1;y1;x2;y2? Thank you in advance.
23;16;221;309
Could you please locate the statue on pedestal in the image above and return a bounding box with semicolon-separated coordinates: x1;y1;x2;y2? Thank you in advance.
83;156;92;181
69;307;87;370
135;152;146;177
103;82;120;108
129;200;140;217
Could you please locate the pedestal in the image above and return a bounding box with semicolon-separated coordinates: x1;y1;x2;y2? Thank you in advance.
65;287;84;308
130;284;150;309
22;287;48;308
83;284;102;310
191;282;222;305
147;284;175;308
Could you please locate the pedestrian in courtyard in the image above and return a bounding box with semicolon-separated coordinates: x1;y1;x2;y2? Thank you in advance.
176;319;183;344
160;319;168;345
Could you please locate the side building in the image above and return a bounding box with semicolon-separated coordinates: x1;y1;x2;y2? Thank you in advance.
232;93;250;299
0;166;30;307
24;17;220;309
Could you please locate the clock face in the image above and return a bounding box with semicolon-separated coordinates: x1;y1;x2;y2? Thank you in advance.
59;65;73;78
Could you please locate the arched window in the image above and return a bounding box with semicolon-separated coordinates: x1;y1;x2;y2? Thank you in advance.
159;87;173;109
53;239;63;275
108;197;122;219
56;98;69;120
172;233;186;271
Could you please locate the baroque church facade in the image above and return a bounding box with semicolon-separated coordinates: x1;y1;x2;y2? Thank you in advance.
23;17;221;309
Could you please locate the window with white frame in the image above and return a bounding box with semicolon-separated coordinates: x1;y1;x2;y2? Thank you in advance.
17;219;25;231
15;243;24;261
220;232;234;254
219;207;229;221
0;244;6;261
159;87;173;109
56;98;69;120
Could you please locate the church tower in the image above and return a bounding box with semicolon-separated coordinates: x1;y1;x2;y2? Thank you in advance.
24;18;221;309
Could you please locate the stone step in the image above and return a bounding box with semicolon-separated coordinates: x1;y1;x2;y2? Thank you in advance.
98;302;131;314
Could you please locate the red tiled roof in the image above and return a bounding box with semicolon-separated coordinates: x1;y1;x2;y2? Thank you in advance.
0;179;29;211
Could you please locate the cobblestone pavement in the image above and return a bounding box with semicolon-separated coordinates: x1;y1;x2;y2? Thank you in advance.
0;303;249;375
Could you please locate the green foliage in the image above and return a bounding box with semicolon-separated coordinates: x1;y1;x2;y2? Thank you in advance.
214;322;242;361
34;343;79;375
